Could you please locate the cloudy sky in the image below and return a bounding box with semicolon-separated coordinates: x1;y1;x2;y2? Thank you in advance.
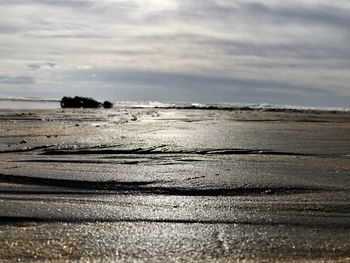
0;0;349;106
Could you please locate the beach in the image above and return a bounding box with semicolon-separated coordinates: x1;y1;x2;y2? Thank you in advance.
0;107;349;262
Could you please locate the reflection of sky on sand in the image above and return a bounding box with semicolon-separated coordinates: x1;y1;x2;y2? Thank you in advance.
1;220;349;261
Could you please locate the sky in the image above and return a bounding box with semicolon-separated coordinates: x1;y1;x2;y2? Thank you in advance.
0;0;349;107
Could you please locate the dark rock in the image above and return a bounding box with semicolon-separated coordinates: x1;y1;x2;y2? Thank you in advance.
103;101;113;109
19;140;28;144
60;96;101;108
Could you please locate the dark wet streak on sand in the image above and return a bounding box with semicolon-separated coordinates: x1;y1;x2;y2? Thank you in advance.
0;173;334;195
41;146;313;156
2;143;348;158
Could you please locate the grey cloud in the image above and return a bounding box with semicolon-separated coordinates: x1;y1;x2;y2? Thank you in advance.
27;64;41;70
27;62;56;70
0;75;34;84
0;0;93;8
138;32;350;60
242;2;350;28
46;62;56;68
0;25;20;34
177;1;238;18
176;1;350;28
66;68;334;96
25;33;112;39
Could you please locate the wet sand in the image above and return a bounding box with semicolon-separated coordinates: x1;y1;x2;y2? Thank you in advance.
0;108;349;262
